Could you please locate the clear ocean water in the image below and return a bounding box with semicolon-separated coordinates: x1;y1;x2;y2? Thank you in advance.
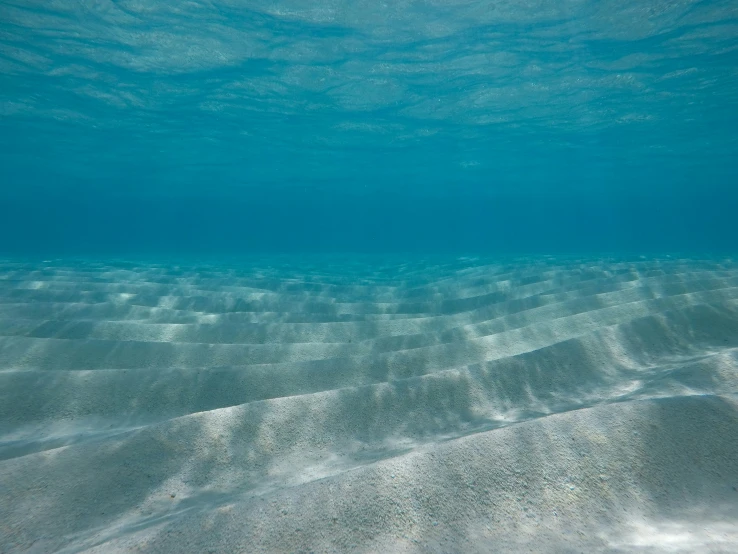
1;0;736;256
3;4;738;553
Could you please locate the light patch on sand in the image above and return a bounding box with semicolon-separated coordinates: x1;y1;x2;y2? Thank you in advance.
611;518;738;552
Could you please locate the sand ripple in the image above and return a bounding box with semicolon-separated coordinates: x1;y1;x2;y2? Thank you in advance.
1;256;737;552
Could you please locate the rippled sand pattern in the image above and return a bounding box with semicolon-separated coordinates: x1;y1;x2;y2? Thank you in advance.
2;256;738;553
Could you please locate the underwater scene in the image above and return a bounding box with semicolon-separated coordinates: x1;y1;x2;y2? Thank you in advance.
1;1;737;552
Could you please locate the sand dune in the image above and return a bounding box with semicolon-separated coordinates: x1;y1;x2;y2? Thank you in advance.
1;256;737;553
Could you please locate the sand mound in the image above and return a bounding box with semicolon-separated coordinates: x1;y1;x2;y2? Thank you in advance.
1;256;737;552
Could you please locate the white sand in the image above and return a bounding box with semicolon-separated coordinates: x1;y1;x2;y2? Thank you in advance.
1;255;738;553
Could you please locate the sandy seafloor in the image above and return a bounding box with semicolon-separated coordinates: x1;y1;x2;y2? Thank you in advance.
1;255;738;553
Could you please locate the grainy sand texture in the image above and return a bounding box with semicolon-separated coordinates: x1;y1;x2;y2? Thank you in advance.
1;255;738;553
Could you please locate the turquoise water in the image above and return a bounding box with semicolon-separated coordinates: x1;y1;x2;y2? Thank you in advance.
1;0;736;255
3;4;738;552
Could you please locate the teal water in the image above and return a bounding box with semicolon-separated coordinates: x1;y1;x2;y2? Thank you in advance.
1;0;736;255
2;4;738;553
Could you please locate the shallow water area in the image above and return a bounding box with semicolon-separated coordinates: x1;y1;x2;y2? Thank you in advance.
1;255;738;552
1;0;737;552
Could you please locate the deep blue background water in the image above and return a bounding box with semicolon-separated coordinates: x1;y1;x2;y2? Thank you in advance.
1;0;736;256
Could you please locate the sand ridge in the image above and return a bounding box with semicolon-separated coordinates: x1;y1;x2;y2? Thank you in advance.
1;255;737;552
